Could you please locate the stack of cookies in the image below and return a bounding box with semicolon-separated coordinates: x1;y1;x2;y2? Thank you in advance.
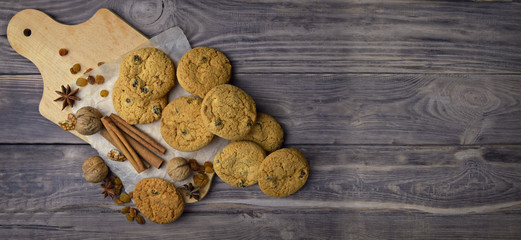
118;46;309;224
161;46;309;198
112;48;176;125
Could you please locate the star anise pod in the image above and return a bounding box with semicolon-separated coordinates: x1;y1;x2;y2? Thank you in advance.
100;178;115;199
54;84;81;110
180;183;200;201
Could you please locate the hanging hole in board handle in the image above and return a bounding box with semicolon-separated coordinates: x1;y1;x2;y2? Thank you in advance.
23;28;31;37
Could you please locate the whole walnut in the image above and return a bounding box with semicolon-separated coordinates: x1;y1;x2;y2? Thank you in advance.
82;156;108;183
75;106;102;135
167;157;191;182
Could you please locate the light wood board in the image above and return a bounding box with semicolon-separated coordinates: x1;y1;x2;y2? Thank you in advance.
6;8;149;142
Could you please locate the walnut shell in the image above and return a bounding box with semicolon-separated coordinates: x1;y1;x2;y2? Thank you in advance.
82;156;108;183
167;157;191;182
75;106;102;135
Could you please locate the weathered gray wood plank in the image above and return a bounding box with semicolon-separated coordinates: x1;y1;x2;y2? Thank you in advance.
2;0;521;74
2;145;521;210
2;74;521;145
3;210;521;239
1;144;521;239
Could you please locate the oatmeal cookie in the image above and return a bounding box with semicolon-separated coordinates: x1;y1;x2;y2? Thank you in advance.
133;178;184;224
177;47;231;97
214;141;266;187
161;96;214;152
200;84;256;140
258;148;309;197
240;113;284;152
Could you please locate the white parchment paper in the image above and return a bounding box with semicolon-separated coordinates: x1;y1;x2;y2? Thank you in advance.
71;27;229;192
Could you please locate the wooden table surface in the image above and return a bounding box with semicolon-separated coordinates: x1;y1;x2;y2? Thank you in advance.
2;0;521;239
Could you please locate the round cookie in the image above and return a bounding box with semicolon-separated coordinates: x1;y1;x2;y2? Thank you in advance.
117;47;176;100
201;84;256;140
133;178;184;224
112;85;167;125
258;148;309;197
161;96;214;152
240;113;284;152
214;141;266;187
177;47;231;97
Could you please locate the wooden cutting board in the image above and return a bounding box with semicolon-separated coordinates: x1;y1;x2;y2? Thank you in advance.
7;8;149;143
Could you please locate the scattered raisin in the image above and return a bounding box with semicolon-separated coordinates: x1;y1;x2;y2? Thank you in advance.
59;48;68;56
70;63;81;74
97;62;105;66
114;198;124;205
129;208;137;217
87;75;95;85
204;161;213;168
84;68;93;74
197;165;205;174
135;214;145;224
121;206;130;214
126;213;134;221
95;75;105;84
193;173;209;188
189;159;200;171
114;187;122;195
100;90;109;97
204;166;214;173
129;191;133;199
76;78;87;87
120;193;130;203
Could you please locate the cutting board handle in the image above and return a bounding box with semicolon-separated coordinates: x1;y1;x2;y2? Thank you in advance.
6;8;148;142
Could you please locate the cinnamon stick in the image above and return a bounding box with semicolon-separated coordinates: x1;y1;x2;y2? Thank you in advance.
100;130;152;169
109;114;166;155
101;117;147;173
122;132;164;168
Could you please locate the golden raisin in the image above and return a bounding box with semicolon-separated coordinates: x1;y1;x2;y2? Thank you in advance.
70;63;81;74
189;159;200;171
84;68;93;74
87;75;95;85
203;161;213;168
114;177;122;185
126;213;134;222
114;187;121;195
135;215;145;224
114;198;124;205
198;165;205;174
95;75;105;84
129;208;137;217
205;166;214;173
97;62;105;66
193;173;209;188
129;192;133;199
76;78;87;87
120;193;130;203
59;48;68;56
100;90;109;97
121;206;130;214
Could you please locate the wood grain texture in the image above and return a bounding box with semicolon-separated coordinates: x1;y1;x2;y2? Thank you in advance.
2;145;521;211
2;74;521;145
0;0;521;74
1;144;521;239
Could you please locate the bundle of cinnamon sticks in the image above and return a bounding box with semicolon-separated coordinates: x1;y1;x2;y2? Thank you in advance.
100;114;166;173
